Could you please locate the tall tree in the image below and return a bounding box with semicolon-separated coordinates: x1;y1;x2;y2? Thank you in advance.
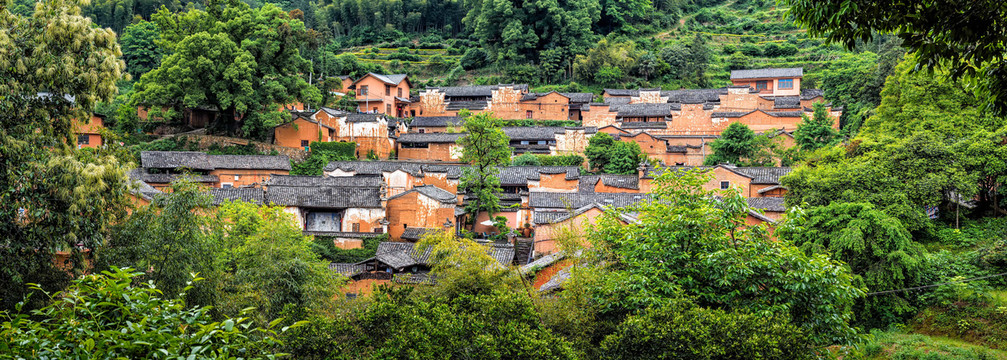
119;20;163;78
794;101;840;152
783;0;1007;114
457;111;511;226
0;0;130;311
133;1;322;138
584;132;616;171
467;0;600;64
704;122;757;165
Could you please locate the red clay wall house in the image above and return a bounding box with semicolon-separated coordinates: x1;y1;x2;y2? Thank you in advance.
351;73;411;117
273;113;334;149
530;173;580;193
730;68;802;96
386;186;457;241
73;114;104;149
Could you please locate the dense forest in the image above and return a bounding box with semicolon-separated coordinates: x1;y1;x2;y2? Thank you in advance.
5;0;1007;358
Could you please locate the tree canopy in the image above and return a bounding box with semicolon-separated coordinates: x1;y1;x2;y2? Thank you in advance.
458;111;511;222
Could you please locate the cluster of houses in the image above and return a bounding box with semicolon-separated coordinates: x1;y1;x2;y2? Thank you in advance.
93;67;835;295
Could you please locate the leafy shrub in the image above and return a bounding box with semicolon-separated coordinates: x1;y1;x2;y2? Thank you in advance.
740;43;762;56
310;234;385;263
460;48;489;70
0;267;297;359
290;141;356;175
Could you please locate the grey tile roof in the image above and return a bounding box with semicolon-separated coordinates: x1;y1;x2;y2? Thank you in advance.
265;186;381;208
763;111;805;118
773;96;801;109
323;161;465;179
663;88;726;103
520;251;566;274
503;126;566;140
747;197;786;212
429;84;529;97
127;170;164;200
603;96;632;105
389;185;457;204
578;175;599;193
562;93;596;103
400;227;441;241
529;192;649;209
733;167;792;184
375;241;514;270
730;67;803;80
498;166;580;185
445;100;489;111
137;172;219;184
329;263;365;277
533;211;573;225
599;174;639;190
362;73;408;85
539;267;571;293
603;89;637;97
266;175;384;187
207;155;291;171
410;116;463;127
141;151;213;170
346;113;386;123
800;88;825;100
616;103;673;117
396;132;465;143
208;188;265;205
711;110;756;118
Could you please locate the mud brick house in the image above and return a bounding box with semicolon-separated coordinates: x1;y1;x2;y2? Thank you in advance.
386;185;458;241
530;192;649;253
73;114;105;149
638;164;791;198
730;67;803;96
396;132;466;161
412;84;593;121
396;127;583;161
348;73;412;116
136;151;291;189
273;111;336;149
333;241;515;295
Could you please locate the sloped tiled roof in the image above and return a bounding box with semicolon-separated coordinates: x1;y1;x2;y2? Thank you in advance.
503;126;566;140
136;172;219;184
400;227;441;241
529;192;649;209
498;166;580;185
733;167;792;184
663;88;726;103
329;263;365;277
730;67;803;80
410;116;463;127
346;113;386;123
763;110;805;118
445;100;489;111
616;103;673;117
265;186;381;208
141;151;213;170
396;132;465;143
711;110;756;118
599;174;639;190
266;175;384;187
800;88;825;100
773;96;801;109
359;73;408;86
747;197;786;212
562;93;596;103
389;185;457;204
208;188;265;205
207;155;291;171
620;122;668;129
430;84;529;97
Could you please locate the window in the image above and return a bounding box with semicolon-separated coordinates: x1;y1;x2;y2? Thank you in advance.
359;85;368;95
418;129;426;133
675;162;684;166
720;181;730;190
778;79;793;89
537;140;546;145
372;107;378;113
234;175;241;181
352;223;360;232
526;110;533;119
755;80;768;90
398;88;403;97
520;141;530;145
77;134;89;145
386;104;392;114
301;140;310;147
374;228;384;233
221;183;233;188
385;85;391;96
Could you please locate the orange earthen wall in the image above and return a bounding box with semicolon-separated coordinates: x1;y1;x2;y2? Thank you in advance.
274;118;328;148
387;192;456;241
211;169;289;188
582;105;617;128
397;143;457;162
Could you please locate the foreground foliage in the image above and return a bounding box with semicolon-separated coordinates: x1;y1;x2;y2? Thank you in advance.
0;267;296;359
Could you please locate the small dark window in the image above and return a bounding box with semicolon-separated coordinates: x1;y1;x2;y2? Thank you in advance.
385;85;391;96
404;224;408;229
360;85;368;95
418;129;426;133
526;110;533;119
755;81;768;90
398;88;403;97
402;142;428;148
386;104;392;114
352;223;360;232
374;228;383;233
221;183;233;188
77;134;89;145
301;140;309;147
675;162;684;166
720;181;730;190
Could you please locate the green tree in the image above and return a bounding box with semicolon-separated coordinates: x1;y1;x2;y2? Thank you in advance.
512;153;542;166
573;39;638;83
334;90;359;112
777;202;927;328
457;111;511;225
794;101;840;152
1;0;130;312
603;141;643;174
97;181;222;309
215;201;340;321
119;20;162;78
704;122;757;165
1;267;297;359
600;300;813;360
460;47;489;70
726;51;750;71
584;132;616;171
784;0;1007;114
465;0;599;64
134;2;322;138
586;169;864;346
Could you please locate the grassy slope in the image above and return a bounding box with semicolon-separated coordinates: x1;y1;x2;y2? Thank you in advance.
846;330;1007;360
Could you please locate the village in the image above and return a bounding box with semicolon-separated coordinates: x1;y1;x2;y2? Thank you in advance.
103;67;834;296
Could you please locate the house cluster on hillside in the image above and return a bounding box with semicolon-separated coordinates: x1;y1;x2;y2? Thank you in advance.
129;149;791;294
